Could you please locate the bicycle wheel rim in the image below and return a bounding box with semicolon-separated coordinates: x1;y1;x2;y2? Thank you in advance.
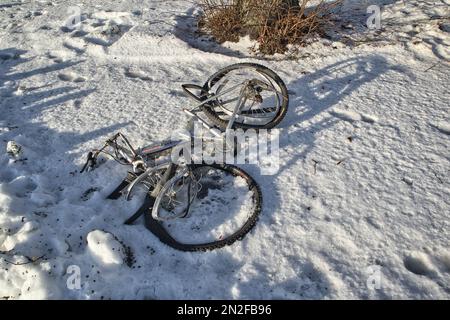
202;63;289;129
147;164;262;251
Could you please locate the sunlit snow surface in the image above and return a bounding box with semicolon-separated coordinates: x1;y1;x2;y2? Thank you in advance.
0;0;449;299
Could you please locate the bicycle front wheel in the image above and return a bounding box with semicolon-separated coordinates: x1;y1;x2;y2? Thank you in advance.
148;164;262;251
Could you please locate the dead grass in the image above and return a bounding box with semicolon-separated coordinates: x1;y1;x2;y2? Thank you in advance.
199;0;342;55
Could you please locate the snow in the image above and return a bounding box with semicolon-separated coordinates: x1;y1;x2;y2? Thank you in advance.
86;230;125;266
0;0;449;299
161;173;255;244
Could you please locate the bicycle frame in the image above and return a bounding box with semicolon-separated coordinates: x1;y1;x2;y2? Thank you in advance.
82;76;276;216
120;139;187;200
181;80;254;136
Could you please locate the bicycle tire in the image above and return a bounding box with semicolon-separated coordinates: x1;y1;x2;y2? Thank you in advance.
144;163;262;251
200;63;289;130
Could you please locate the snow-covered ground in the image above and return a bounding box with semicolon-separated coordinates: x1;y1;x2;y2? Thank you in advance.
0;0;449;299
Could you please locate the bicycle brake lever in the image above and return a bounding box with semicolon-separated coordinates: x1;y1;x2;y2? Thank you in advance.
80;151;97;173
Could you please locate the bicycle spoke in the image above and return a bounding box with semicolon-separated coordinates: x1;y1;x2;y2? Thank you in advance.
205;66;284;126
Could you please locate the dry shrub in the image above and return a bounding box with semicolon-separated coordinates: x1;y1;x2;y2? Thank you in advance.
200;0;342;55
199;1;242;43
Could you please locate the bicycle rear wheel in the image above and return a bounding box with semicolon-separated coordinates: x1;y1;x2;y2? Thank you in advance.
201;63;289;130
147;164;262;251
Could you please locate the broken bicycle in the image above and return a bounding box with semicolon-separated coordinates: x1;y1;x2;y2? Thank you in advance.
81;63;289;251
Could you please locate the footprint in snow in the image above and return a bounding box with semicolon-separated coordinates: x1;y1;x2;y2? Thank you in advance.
23;10;44;19
438;251;450;272
63;39;86;54
47;51;68;63
6;176;38;198
431;121;450;135
125;68;152;81
71;30;89;38
403;251;436;276
58;71;86;83
330;109;378;124
68;13;133;48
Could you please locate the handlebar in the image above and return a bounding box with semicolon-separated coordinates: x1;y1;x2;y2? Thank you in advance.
80;132;139;173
